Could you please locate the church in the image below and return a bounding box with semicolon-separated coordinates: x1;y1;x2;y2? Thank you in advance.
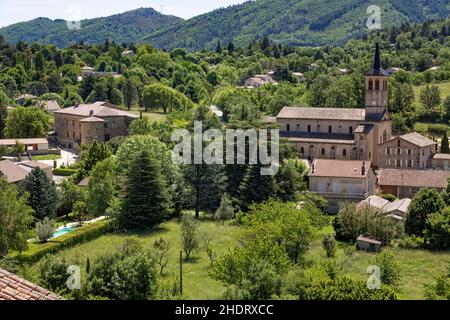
276;43;392;168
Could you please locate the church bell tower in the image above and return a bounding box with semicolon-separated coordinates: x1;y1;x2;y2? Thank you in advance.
365;43;389;120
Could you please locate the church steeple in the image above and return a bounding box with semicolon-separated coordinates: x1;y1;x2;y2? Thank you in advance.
373;42;381;71
365;42;389;120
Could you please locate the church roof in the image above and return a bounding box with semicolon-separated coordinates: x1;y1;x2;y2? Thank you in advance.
277;107;365;121
354;124;374;134
400;132;436;147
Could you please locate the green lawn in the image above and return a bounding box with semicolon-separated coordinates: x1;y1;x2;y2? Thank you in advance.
303;239;450;300
32;154;61;160
20;218;450;300
129;109;167;123
22;219;241;300
413;81;450;110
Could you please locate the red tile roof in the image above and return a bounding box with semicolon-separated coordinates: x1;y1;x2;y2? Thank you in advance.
378;169;450;189
309;159;371;178
0;269;63;300
277;106;366;121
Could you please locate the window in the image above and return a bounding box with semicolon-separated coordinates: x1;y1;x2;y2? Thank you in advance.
408;160;412;167
328;126;332;133
104;122;108;128
396;159;401;167
66;119;69;125
286;124;290;132
368;79;373;90
397;140;401;147
66;131;69;138
300;147;304;154
72;131;75;139
408;149;412;155
72;121;75;126
375;79;380;90
349;126;353;134
308;125;311;133
321;148;325;155
343;149;347;157
397;148;401;155
296;124;300;130
386;148;390;155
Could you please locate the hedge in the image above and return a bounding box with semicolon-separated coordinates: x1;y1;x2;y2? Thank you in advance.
53;168;78;176
10;220;111;264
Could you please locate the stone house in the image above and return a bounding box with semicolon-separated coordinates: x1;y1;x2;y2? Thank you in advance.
308;159;376;212
53;101;138;150
356;235;383;252
378;132;437;170
431;153;450;170
378;168;450;198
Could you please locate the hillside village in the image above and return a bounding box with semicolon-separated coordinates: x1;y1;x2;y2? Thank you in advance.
1;14;450;301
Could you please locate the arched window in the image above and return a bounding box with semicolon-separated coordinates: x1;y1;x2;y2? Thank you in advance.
343;149;347;157
328;126;332;133
300;147;304;155
321;148;325;155
368;79;373;90
286;124;290;132
308;125;311;133
349;126;353;134
375;79;380;90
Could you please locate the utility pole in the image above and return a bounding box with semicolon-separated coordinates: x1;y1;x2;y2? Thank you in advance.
179;250;183;296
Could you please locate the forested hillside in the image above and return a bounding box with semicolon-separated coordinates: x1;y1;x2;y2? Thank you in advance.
0;8;182;48
145;0;450;50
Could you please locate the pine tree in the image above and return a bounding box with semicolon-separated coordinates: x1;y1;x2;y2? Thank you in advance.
21;167;59;220
122;150;172;228
215;40;222;53
214;194;234;224
227;41;235;53
238;165;278;211
441;132;450;154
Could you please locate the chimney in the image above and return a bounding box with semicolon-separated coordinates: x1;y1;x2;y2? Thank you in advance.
361;162;366;176
89;110;94;117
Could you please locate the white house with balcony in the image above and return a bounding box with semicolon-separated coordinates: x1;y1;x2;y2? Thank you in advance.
308;159;376;213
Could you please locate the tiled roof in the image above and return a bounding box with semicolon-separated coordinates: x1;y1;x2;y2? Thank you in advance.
80;116;105;123
433;153;450;160
0;160;29;183
357;195;389;210
378;169;450;189
43;100;61;112
0;269;63;300
354;124;374;134
400;132;436;147
384;198;411;215
277;107;366;121
309;159;371;178
281;131;354;145
357;234;383;245
54;101;138;118
18;161;52;170
0;138;48;146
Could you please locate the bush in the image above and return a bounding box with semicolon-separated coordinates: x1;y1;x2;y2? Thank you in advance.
322;233;337;258
38;254;70;293
53;168;78;176
397;236;425;249
371;252;402;288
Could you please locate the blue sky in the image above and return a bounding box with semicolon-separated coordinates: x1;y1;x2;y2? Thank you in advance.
0;0;247;27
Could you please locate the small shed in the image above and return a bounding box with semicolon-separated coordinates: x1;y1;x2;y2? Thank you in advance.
356;235;383;252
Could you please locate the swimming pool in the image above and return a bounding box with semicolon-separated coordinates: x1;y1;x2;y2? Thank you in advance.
51;227;76;239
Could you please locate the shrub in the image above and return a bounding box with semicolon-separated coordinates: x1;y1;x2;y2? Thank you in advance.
322;233;337;258
397;236;425;249
371;252;402;288
53;168;77;176
38;254;70;293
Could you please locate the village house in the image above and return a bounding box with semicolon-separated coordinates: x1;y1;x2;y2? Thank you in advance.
378;168;450;198
40;100;61;113
18;161;53;181
14;94;38;105
0;159;29;184
356;235;383;252
430;153;450;170
378;132;437;170
0;138;50;155
357;195;411;221
53;101;138;150
277;43;392;168
308;159;376;212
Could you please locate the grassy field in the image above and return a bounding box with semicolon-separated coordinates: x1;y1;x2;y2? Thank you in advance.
22;219;241;300
129;109;167;123
20;217;450;300
413;81;450;110
31;154;62;160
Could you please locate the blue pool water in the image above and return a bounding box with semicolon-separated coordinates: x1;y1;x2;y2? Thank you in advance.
51;227;76;239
